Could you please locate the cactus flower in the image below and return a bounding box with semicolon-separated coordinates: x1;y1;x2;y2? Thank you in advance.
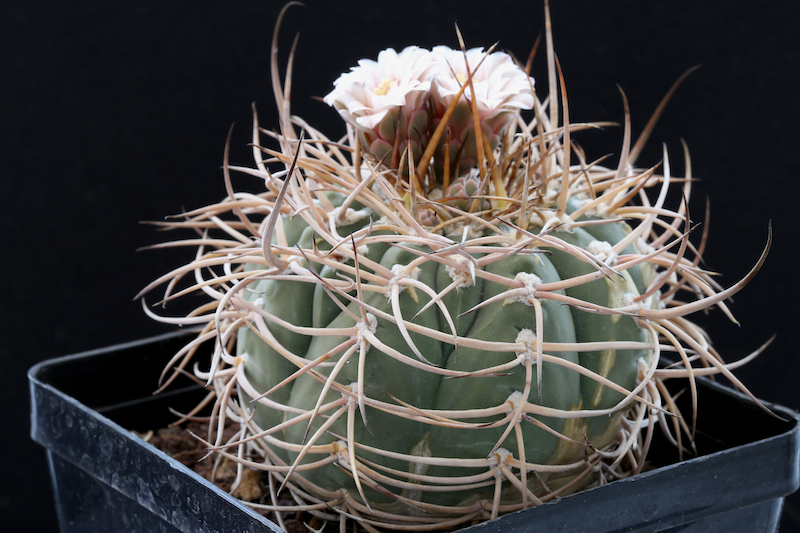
429;45;535;178
323;45;439;170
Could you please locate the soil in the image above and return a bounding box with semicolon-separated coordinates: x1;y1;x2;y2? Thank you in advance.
137;422;315;533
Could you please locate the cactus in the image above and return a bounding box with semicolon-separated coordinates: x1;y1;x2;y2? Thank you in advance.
140;3;771;530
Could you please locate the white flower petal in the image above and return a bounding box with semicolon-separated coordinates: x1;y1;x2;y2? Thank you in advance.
323;46;439;132
430;46;534;125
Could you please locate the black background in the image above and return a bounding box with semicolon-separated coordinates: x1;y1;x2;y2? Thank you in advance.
3;1;799;531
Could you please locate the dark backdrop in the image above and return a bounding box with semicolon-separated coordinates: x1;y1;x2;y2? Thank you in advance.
3;1;798;531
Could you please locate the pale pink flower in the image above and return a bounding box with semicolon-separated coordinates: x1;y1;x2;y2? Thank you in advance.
323;46;438;132
428;46;535;178
322;45;535;179
429;46;535;129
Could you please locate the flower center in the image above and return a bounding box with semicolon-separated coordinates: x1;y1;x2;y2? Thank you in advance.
455;72;468;84
373;77;397;96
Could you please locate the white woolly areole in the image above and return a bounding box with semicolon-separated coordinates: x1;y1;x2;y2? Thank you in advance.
335;240;370;261
490;447;514;467
330;206;372;226
356;313;378;348
587;201;613;220
635;356;650;386
636;237;655;255
333;440;349;461
540;212;575;233
524;211;545;228
542;177;561;203
444;255;476;288
386;264;421;296
571;196;594;210
506;391;526;410
445;220;485;239
621;292;655;314
345;382;362;401
587;240;617;266
515;328;537;361
282;255;305;276
511;272;542;305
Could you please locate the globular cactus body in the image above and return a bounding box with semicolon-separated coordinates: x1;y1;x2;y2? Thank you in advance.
142;4;770;529
237;194;653;509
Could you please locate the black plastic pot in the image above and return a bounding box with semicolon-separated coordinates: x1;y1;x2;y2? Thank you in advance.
30;332;800;533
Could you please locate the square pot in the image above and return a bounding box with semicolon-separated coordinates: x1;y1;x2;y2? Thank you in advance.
29;332;799;532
